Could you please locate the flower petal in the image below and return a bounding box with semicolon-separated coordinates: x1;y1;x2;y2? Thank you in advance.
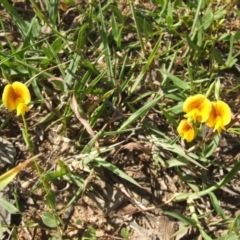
183;94;206;113
214;101;231;126
213;116;225;133
198;99;212;122
12;81;31;104
177;119;196;142
16;103;29;116
2;84;17;111
205;106;216;128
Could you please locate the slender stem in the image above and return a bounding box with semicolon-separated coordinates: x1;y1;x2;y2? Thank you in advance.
21;115;55;212
21;115;44;177
22;114;34;155
20;110;59;231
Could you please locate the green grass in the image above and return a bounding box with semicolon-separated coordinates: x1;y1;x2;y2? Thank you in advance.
1;0;240;239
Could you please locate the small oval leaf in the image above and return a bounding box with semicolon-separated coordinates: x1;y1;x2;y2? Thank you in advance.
41;212;59;228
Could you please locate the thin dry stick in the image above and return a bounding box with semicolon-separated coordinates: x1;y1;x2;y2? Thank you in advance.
171;43;189;75
26;60;71;85
186;117;239;153
226;0;239;13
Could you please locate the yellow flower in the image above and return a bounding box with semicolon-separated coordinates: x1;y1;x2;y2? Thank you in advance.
2;81;31;116
59;1;68;11
183;94;211;123
177;119;196;142
206;100;231;133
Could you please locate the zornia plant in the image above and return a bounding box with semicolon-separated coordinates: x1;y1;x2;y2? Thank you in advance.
1;81;53;222
2;81;33;152
177;94;232;142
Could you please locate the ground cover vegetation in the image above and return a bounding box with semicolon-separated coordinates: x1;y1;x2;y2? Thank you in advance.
1;0;240;239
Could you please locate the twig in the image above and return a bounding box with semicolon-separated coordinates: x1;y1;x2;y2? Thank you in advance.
186;117;239;153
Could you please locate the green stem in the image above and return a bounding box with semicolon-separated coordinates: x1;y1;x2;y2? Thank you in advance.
21;114;34;155
21;115;44;177
129;2;146;56
22;114;59;232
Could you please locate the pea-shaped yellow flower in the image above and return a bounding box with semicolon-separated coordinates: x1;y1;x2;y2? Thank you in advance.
206;100;231;133
2;81;31;116
177;119;196;142
183;94;211;123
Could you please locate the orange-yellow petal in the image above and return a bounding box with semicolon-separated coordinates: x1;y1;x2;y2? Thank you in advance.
183;94;211;123
214;101;231;125
16;103;29;116
177;119;196;142
12;81;31;104
214;116;225;133
205;107;215;128
2;84;17;111
183;94;206;113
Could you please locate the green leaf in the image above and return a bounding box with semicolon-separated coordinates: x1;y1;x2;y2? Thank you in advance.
44;169;68;181
213;10;226;20
198;227;212;240
99;1;115;86
111;14;121;47
164;211;197;226
82;226;96;240
203;134;220;158
162;109;178;128
226;34;234;67
41;212;59;228
95;158;142;188
166;102;183;115
64;53;81;90
119;95;162;131
130;36;162;93
143;18;150;42
47;0;58;25
22;16;39;50
161;70;190;90
46;190;56;209
233;215;240;234
209;192;226;219
185;33;198;50
215;232;238;240
0;198;18;214
202;9;213;30
218;33;230;41
166;1;173;26
77;23;88;49
166;157;187;168
211;47;225;65
205;81;215;98
110;5;125;24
